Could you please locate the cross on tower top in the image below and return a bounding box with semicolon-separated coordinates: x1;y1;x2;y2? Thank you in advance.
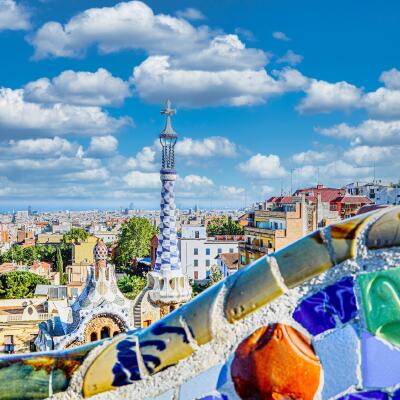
160;99;177;136
160;99;176;117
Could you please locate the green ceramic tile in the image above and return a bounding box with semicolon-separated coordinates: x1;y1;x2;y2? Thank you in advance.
358;267;400;347
225;256;285;322
366;207;400;249
273;230;333;288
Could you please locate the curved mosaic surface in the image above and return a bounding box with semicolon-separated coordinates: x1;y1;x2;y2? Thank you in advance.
0;206;399;399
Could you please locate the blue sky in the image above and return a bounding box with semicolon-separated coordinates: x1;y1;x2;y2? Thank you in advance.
0;0;399;210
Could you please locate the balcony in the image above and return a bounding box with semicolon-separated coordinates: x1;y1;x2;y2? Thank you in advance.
239;242;274;254
0;313;52;323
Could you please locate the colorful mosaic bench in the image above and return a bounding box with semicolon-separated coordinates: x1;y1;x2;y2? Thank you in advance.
1;206;400;399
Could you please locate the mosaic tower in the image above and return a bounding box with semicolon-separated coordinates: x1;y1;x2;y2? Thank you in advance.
149;100;191;306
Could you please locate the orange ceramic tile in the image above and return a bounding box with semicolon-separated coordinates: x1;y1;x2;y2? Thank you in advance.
231;323;321;400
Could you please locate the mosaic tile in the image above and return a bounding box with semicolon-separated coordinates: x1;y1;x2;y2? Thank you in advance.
293;276;357;335
361;330;400;388
392;389;400;400
179;281;224;345
314;324;360;399
329;213;372;263
149;389;175;400
358;267;400;347
338;391;389;400
0;342;96;400
231;324;321;400
82;333;141;398
179;364;224;400
137;312;194;376
225;256;285;322
367;208;400;249
273;230;333;288
197;393;228;400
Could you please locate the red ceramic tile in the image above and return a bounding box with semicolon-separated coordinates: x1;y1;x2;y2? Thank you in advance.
231;323;321;400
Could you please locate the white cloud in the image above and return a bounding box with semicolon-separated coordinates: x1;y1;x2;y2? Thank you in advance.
317;119;400;144
179;174;213;188
24;68;131;107
30;1;209;59
7;137;80;157
272;31;290;41
63;168;109;182
123;170;160;189
292;149;333;164
294;165;318;180
234;28;256;42
238;154;287;178
125;146;157;171
362;87;400;120
132;56;304;107
277;50;303;66
220;185;245;196
0;0;30;31
379;68;400;90
175;136;237;158
297;79;362;114
343;145;398;166
175;8;206;21
0;87;130;137
87;135;118;157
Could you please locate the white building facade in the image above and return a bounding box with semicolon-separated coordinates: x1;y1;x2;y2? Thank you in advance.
179;225;240;281
346;181;400;205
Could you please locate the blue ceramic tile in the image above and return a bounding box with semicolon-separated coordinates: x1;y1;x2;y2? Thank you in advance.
338;391;389;400
314;325;360;399
293;276;357;335
198;393;228;400
361;330;400;388
392;389;400;400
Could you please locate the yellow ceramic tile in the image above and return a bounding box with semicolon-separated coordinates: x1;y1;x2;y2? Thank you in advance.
366;206;400;249
137;311;195;375
273;230;333;288
82;333;140;398
225;256;285;322
328;213;373;263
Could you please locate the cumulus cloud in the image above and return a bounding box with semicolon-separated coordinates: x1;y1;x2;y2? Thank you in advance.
87;135;118;157
362;87;400;120
238;154;287;178
175;136;237;158
30;1;209;59
272;31;290;41
127;146;157;171
179;174;213;188
7;137;80;157
343;145;398;166
277;50;303;66
220;185;245;196
297;79;362;114
175;7;206;21
132;56;305;107
317;119;400;144
24;68;131;107
0;0;30;31
0;88;130;137
379;68;400;90
123;170;160;189
292;149;334;164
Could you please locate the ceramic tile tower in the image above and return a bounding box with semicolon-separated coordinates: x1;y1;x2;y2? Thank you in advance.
148;100;192;305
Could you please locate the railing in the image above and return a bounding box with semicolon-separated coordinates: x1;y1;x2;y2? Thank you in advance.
239;242;274;254
0;313;52;323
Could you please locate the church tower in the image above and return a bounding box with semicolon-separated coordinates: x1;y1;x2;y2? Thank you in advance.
147;100;192;310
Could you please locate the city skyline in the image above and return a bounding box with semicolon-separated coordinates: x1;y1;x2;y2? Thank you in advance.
0;0;399;210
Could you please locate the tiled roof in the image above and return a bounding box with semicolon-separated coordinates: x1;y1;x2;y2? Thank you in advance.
220;253;239;269
331;195;373;204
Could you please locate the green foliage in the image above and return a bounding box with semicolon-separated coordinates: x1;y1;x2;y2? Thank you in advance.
0;271;49;299
190;266;224;297
62;228;88;245
117;275;147;299
207;216;244;236
114;217;158;269
0;244;59;265
56;247;66;285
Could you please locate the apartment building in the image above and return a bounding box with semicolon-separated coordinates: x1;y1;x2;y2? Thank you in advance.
178;225;242;281
346;181;400;205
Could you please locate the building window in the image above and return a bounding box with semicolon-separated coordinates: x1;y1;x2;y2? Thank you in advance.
229;248;234;253
217;248;222;254
240;255;246;264
194;248;198;255
195;231;200;239
101;327;110;339
206;260;210;267
90;332;98;342
206;270;211;279
194;271;199;279
205;248;210;255
194;260;198;267
4;335;14;353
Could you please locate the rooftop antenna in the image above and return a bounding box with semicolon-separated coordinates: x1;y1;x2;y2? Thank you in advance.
317;167;320;186
280;179;283;196
373;161;376;183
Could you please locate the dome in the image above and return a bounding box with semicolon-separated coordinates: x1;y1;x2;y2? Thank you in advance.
94;239;108;261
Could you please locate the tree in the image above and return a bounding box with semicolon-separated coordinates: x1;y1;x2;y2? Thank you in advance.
56;247;66;284
62;228;89;245
114;217;158;269
117;275;146;299
207;217;244;236
0;271;49;299
190;265;224;297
